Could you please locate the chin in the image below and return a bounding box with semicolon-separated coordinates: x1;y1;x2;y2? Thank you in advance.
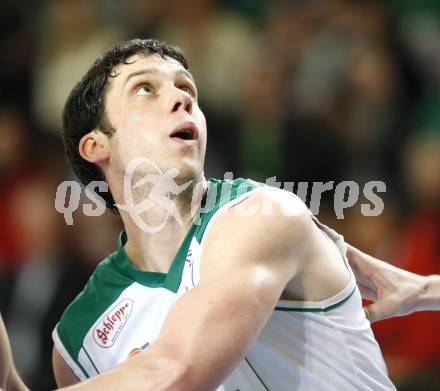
174;165;200;184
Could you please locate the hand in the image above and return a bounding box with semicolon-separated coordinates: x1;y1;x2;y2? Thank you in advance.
356;265;427;322
346;245;438;323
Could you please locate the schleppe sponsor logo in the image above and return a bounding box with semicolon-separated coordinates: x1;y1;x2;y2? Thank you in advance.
93;299;133;348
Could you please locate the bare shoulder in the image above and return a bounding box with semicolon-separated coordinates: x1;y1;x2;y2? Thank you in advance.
200;188;313;276
221;187;311;241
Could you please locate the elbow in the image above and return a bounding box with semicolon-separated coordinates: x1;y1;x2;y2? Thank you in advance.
154;358;214;391
134;352;198;391
160;358;203;391
157;357;189;391
6;367;28;391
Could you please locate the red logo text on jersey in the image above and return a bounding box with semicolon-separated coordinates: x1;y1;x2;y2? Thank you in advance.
93;299;133;348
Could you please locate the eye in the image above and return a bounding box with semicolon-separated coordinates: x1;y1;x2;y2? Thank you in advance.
135;84;153;96
178;85;196;98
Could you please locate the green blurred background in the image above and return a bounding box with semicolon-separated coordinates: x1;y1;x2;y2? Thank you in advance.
0;1;439;390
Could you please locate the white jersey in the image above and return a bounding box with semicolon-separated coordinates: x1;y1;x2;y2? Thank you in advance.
53;178;395;390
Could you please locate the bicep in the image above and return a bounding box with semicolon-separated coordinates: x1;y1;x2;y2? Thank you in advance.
154;261;284;390
52;346;80;388
151;194;309;389
55;192;312;391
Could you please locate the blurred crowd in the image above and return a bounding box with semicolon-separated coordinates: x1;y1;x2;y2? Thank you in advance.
0;0;439;390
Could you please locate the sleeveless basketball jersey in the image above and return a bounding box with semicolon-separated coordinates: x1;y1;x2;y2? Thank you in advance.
53;178;396;390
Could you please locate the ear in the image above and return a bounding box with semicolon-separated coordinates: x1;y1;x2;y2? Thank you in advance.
78;130;110;164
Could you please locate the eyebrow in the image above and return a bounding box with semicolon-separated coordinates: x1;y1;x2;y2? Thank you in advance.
123;68;195;87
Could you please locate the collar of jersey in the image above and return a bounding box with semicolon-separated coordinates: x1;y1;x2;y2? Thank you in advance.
111;226;196;293
109;179;221;292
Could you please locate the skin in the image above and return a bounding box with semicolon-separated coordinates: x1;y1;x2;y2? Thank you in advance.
56;53;350;389
56;54;440;390
54;190;352;391
0;316;28;391
1;52;439;390
78;54;207;275
346;245;440;321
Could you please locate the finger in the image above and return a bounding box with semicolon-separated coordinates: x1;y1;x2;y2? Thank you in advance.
355;281;378;301
363;302;391;323
358;285;377;301
364;305;375;322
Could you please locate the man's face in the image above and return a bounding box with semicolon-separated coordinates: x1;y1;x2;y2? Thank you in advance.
103;53;207;183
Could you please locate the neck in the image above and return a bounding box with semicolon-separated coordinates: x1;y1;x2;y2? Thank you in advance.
117;176;207;273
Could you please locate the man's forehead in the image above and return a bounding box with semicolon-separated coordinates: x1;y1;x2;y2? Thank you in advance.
111;53;192;80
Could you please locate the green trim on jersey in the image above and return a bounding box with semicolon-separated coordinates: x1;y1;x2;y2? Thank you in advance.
111;178;261;290
193;178;263;242
56;178;261;366
244;357;270;391
274;285;356;312
111;225;196;292
82;344;99;373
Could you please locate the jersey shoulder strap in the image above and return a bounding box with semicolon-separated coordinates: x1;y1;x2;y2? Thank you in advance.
194;178;264;242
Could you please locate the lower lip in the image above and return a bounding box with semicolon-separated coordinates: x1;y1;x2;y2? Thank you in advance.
170;137;198;146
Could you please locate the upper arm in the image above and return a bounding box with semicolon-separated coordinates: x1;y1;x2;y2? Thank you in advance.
60;191;314;391
0;314;28;391
145;191;311;389
52;346;80;388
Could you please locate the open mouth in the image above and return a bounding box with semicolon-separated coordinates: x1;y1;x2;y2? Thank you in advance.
171;129;194;140
170;122;198;142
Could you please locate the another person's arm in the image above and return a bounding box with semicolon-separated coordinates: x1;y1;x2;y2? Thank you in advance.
0;315;28;391
346;244;440;322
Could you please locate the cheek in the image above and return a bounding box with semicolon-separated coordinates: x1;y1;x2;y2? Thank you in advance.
112;99;158;131
121;110;152;133
194;107;207;139
109;131;146;166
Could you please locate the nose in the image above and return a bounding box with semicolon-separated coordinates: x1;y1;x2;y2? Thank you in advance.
170;88;193;115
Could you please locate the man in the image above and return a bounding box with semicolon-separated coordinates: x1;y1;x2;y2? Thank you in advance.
2;39;440;391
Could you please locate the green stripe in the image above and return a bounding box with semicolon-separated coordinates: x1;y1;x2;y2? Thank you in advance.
191;251;196;287
193;178;263;242
57;178;264;376
244;357;269;391
75;359;89;379
275;285;356;312
57;323;89;378
82;345;99;375
189;178;262;288
164;225;196;292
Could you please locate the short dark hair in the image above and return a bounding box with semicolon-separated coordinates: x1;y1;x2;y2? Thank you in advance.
62;38;190;212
